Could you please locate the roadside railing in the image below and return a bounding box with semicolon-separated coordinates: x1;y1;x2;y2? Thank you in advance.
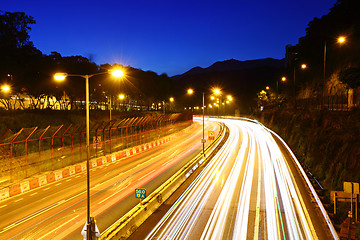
0;113;192;186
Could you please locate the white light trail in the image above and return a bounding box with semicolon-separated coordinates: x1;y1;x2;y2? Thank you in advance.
146;118;338;240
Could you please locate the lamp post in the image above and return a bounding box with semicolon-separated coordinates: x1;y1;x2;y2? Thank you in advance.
213;88;221;115
293;64;307;107
323;36;346;109
187;88;205;156
202;92;205;156
54;69;123;240
119;94;125;111
278;77;286;94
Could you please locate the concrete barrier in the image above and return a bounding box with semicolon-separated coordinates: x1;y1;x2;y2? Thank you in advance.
54;170;63;180
0;131;179;200
39;175;47;186
75;165;82;173
47;173;55;183
97;158;103;166
21;181;30;192
9;184;21;197
30;178;40;189
0;188;9;200
62;168;70;178
69;166;76;175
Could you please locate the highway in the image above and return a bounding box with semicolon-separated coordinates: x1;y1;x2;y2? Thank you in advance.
145;117;338;240
0;118;219;240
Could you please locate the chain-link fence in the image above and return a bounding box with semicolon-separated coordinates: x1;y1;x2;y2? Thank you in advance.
0;113;192;186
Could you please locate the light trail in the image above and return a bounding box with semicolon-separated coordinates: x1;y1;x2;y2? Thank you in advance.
0;119;220;240
146;117;338;240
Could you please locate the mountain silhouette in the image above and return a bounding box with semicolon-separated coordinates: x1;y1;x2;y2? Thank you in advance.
172;58;285;114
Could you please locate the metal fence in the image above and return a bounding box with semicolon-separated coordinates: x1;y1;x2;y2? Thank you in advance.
296;94;351;111
0;113;192;186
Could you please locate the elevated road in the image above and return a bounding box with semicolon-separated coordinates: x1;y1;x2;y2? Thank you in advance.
144;118;337;239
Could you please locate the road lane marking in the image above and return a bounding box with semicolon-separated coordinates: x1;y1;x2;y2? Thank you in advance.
14;198;23;203
0;192;84;234
37;214;79;240
138;169;156;181
253;157;262;239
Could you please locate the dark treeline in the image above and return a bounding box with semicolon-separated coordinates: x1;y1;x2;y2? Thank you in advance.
0;11;175;111
286;0;360;99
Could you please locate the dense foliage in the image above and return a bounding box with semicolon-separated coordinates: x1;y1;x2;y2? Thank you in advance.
289;0;360;92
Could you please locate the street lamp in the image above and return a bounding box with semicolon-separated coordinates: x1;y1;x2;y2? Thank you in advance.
323;36;346;109
213;88;221;115
118;94;125;111
1;84;10;92
293;64;307;105
54;69;123;240
277;77;286;93
187;89;205;156
337;36;346;44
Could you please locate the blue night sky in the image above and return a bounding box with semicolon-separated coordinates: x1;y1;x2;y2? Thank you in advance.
3;0;336;76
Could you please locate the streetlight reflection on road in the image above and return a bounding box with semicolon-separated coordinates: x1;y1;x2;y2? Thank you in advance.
54;68;123;240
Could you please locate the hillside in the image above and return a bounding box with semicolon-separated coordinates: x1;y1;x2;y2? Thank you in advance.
172;58;285;113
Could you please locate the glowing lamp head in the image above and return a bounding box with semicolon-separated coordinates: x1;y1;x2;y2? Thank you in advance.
54;73;67;81
213;88;221;95
337;36;346;44
282;77;286;81
112;69;124;78
169;97;174;102
301;64;307;69
119;94;125;100
187;88;194;95
1;85;10;92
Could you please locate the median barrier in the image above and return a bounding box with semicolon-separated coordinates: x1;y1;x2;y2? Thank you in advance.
100;124;227;240
54;170;63;180
97;157;103;166
29;178;40;189
0;132;178;201
21;181;30;192
39;175;47;186
75;165;82;173
69;166;76;175
9;184;21;197
62;168;70;178
128;149;133;156
0;188;9;200
80;163;86;172
47;173;55;183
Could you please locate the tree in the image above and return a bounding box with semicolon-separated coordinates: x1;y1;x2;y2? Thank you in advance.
0;11;37;75
293;0;360;93
338;67;360;89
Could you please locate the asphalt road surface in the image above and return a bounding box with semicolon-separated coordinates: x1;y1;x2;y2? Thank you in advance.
144;117;338;240
0;118;219;240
